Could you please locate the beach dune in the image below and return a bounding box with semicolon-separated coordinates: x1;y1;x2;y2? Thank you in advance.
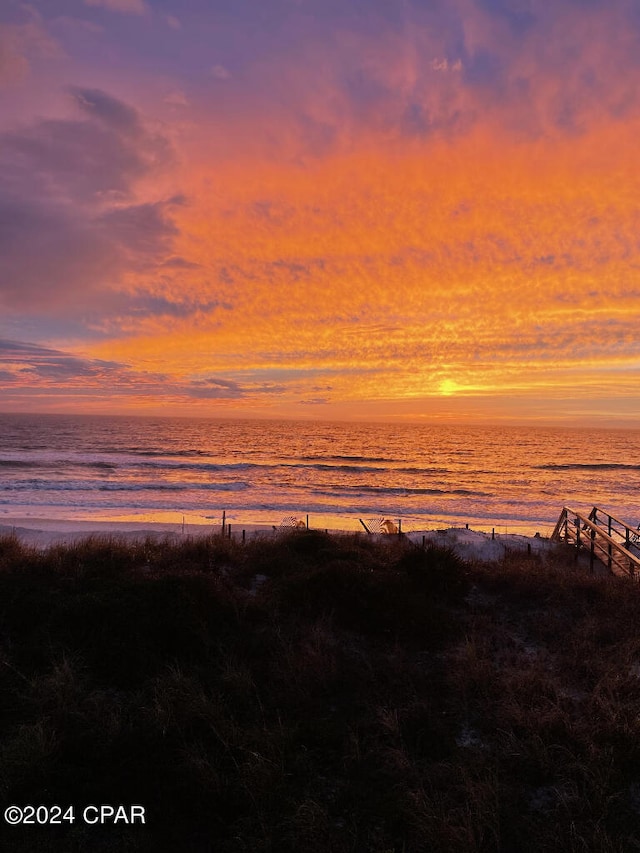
0;517;553;563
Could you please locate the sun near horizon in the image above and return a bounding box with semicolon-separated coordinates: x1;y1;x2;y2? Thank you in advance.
1;1;639;428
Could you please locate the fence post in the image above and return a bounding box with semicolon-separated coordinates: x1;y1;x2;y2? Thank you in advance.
590;527;595;573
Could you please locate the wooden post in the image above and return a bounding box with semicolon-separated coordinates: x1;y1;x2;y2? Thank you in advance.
242;529;245;543
590;527;595;573
492;528;495;540
228;523;232;540
466;523;469;529
306;514;309;529
398;519;402;538
422;535;426;549
182;515;185;535
222;510;226;536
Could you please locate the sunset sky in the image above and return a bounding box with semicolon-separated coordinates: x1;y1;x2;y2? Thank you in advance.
1;0;639;424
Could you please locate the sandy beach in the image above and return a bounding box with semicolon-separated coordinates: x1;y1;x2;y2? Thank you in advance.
0;515;554;562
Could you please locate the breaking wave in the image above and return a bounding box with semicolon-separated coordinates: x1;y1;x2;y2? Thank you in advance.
537;463;640;471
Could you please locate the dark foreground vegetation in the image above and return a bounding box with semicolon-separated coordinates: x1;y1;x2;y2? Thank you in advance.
1;530;640;852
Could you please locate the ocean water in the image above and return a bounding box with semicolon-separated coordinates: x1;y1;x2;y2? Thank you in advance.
0;413;639;536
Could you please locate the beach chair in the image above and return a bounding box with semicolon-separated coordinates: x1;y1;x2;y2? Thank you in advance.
279;516;307;529
359;517;399;534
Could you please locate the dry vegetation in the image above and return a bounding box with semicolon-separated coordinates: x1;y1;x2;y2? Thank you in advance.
1;530;639;852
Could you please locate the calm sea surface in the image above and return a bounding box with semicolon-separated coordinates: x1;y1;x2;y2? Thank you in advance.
1;414;639;536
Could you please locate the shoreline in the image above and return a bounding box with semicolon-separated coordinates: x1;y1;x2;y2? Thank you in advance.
0;516;554;562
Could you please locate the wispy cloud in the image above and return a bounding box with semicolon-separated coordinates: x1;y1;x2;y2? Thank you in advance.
0;8;63;85
210;64;231;80
164;90;189;107
0;339;128;383
83;0;148;15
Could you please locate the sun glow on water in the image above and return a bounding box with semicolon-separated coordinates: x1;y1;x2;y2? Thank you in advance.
2;414;638;538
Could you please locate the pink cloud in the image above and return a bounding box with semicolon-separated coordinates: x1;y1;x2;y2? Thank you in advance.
210;64;231;80
0;15;62;86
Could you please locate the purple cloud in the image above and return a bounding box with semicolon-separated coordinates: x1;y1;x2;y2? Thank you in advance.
0;338;126;382
83;0;148;15
0;338;271;403
0;87;179;313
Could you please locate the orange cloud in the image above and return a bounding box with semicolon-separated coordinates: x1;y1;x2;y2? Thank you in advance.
82;109;639;420
4;0;640;421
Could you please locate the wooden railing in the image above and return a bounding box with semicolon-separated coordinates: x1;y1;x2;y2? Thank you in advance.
552;506;640;577
588;506;640;552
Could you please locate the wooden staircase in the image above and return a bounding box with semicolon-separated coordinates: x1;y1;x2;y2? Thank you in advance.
552;506;640;577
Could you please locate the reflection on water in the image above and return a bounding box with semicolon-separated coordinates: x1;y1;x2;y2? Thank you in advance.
0;414;639;536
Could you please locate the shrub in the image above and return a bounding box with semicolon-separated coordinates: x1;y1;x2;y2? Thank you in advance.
397;543;468;599
1;532;639;852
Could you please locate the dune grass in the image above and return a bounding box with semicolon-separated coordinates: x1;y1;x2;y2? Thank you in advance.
0;530;639;851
